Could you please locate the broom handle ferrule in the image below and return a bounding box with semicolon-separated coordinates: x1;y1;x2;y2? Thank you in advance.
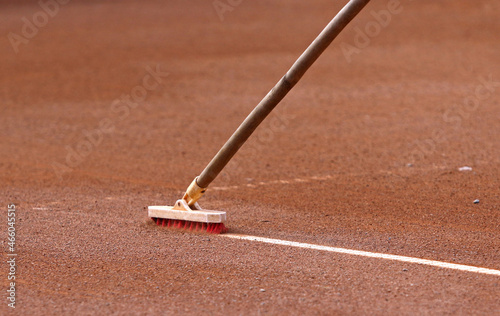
196;0;370;189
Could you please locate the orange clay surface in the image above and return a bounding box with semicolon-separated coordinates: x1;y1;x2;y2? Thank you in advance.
1;0;499;314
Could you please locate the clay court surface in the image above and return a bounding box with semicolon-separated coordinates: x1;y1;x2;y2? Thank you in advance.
1;0;500;314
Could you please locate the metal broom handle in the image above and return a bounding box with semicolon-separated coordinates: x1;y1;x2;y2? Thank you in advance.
197;0;371;189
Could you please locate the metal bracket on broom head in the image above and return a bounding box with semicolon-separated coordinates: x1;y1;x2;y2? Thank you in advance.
150;177;225;223
149;0;371;233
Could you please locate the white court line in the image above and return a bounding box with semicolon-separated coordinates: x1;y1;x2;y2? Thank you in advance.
211;175;334;191
223;234;500;276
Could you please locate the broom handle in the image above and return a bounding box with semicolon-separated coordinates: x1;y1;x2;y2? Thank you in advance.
197;0;370;188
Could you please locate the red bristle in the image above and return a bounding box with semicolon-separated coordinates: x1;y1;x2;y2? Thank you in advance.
154;218;227;234
219;223;227;234
216;224;222;234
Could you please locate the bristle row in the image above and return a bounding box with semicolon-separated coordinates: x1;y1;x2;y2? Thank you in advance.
151;218;227;234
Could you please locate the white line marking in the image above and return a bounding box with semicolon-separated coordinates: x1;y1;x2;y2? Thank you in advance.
211;174;333;191
211;167;455;191
223;234;500;276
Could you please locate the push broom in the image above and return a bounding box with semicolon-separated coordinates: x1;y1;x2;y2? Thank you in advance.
149;0;371;233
